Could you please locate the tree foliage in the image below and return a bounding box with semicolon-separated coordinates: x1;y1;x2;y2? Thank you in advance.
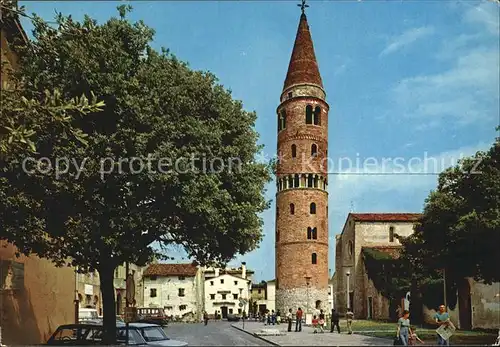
0;6;271;342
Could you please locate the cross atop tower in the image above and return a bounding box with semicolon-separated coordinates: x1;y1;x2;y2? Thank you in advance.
298;0;309;14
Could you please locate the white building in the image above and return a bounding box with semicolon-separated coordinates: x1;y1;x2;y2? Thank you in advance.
142;263;203;321
204;263;251;318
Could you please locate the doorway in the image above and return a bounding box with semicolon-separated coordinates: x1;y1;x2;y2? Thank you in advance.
221;306;228;319
116;293;122;315
315;300;322;310
367;297;373;319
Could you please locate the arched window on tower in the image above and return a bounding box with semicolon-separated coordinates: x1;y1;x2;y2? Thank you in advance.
312;227;317;240
311;144;318;157
307;175;313;188
290;203;295;215
314;175;319;188
291;144;297;158
307;227;312;239
294;174;300;187
306;105;313;124
314;106;321;125
288;176;293;188
312;253;317;264
310;202;316;214
278;110;286;131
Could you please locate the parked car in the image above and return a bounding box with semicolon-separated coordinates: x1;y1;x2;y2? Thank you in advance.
135;308;169;326
46;323;188;346
226;313;240;322
78;308;99;323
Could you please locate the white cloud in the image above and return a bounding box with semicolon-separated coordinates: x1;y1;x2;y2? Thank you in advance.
379;26;435;57
463;1;500;36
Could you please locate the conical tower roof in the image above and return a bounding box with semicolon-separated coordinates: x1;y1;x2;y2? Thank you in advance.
283;13;323;91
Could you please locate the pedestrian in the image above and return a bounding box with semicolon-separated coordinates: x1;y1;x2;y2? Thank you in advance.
271;310;276;325
276;310;281;325
295;307;303;332
318;309;325;333
346;307;354;335
287;308;293;332
264;310;268;325
203;311;208;326
396;309;412;346
330;308;340;333
409;326;424;345
434;304;454;346
312;315;319;333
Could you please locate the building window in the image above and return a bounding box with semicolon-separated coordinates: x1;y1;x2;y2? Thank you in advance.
307;227;312;240
310;202;316;214
238;308;242;314
290;203;295;215
307;175;313;188
288;176;293;188
178;288;185;297
312;227;317;240
233;294;238;299
210;294;215;300
150;288;157;298
178;276;185;280
312;253;317;264
234;281;238;285
150;276;157;281
348;240;353;256
288;92;292;99
278;110;286;131
313;106;321;125
220;279;224;284
291;144;297;158
306;105;313;124
210;281;214;286
179;305;187;310
229;308;233;314
294;174;300;187
389;226;395;242
311;144;317;157
222;294;227;300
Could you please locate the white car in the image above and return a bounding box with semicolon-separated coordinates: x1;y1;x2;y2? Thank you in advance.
118;322;188;346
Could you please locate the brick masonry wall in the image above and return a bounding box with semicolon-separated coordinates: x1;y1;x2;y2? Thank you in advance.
276;287;329;315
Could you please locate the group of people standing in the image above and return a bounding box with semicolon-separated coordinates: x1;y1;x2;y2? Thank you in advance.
278;307;352;334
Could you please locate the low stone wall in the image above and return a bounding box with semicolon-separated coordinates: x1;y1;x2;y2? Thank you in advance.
276;287;328;314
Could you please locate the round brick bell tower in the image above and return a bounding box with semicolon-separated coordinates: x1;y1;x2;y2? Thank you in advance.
275;8;329;315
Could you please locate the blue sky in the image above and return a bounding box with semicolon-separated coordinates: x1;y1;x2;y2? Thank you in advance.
20;1;499;282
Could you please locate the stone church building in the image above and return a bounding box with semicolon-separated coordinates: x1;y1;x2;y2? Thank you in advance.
333;213;421;320
275;8;330;315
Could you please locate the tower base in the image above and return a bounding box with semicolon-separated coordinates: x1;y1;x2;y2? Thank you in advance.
276;287;329;316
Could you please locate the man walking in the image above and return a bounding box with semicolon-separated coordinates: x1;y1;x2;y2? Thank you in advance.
346;308;354;335
287;308;293;332
295;307;303;332
435;304;454;345
203;311;208;326
330;308;340;333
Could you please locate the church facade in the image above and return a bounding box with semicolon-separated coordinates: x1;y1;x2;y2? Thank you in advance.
275;9;330;315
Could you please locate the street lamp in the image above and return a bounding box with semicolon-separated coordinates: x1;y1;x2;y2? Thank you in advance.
346;270;350;312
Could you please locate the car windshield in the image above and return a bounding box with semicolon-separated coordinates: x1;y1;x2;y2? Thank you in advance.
140;327;169;342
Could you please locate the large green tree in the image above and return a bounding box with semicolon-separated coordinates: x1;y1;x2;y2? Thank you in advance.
0;6;271;343
400;131;500;320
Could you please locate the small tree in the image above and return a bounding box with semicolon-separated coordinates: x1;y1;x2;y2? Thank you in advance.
0;6;271;343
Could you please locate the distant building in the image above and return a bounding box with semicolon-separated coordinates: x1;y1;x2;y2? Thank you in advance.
204;263;251;318
333;213;421;320
250;282;267;315
142;263;203;321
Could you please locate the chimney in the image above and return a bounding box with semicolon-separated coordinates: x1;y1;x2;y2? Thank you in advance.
241;262;247;279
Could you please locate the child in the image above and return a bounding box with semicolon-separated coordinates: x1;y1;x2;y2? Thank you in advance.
312;315;319;333
409;326;424;345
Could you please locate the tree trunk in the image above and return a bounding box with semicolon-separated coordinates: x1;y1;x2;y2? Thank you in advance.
99;263;117;344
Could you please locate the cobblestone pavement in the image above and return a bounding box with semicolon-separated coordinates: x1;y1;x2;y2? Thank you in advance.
231;321;394;346
164;321;272;346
